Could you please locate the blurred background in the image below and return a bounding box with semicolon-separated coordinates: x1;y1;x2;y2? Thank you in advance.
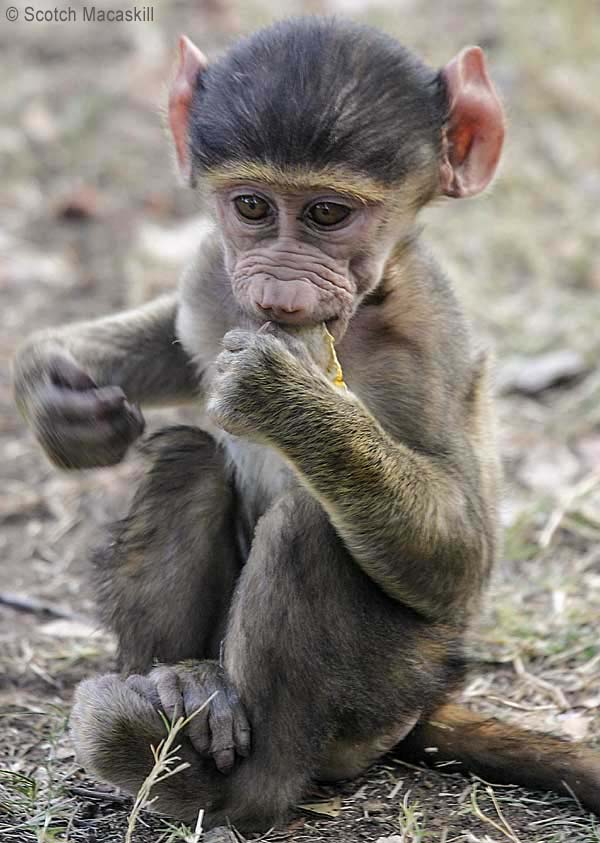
1;1;600;841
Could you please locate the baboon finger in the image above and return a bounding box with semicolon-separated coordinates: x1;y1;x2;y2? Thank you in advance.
208;693;236;773
126;674;162;709
227;688;251;757
150;666;183;723
179;673;212;756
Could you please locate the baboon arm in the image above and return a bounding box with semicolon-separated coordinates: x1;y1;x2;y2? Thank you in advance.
265;386;489;620
14;294;198;407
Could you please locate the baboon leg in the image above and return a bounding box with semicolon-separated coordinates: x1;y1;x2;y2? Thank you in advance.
72;489;429;830
94;426;241;673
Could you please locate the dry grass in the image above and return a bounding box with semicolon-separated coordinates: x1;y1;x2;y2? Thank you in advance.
125;695;216;843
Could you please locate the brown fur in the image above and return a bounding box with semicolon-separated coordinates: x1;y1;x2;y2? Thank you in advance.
13;20;600;834
401;705;600;813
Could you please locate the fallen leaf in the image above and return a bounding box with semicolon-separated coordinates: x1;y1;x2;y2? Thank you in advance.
576;435;600;471
0;249;76;289
39;619;101;639
22;101;58;143
54;184;101;221
285;818;306;833
518;441;580;492
364;798;385;813
0;490;49;523
557;711;591;740
298;795;342;818
137;215;213;264
497;350;587;396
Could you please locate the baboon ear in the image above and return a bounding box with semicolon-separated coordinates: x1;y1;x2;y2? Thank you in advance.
168;35;208;182
439;46;505;198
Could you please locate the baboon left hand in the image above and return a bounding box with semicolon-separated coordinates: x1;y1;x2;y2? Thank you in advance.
207;326;312;437
126;662;251;774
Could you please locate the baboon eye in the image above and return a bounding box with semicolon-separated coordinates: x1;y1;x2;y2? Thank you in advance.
234;194;271;222
306;202;351;227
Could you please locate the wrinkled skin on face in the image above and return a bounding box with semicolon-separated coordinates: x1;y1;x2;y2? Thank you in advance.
213;185;395;340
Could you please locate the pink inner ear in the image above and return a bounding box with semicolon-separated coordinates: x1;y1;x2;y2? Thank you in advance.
168;35;208;181
440;46;505;198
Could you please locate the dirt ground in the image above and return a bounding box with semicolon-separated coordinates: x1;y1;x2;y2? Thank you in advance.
1;0;600;841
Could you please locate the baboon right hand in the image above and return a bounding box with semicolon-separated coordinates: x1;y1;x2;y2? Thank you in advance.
14;350;145;469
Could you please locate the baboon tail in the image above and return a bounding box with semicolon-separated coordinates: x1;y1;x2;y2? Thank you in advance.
398;703;600;815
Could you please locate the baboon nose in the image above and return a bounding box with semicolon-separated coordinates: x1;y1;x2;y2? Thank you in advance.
257;302;304;318
254;280;314;323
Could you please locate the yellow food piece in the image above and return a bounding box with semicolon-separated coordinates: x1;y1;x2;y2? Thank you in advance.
324;326;347;390
282;322;347;389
